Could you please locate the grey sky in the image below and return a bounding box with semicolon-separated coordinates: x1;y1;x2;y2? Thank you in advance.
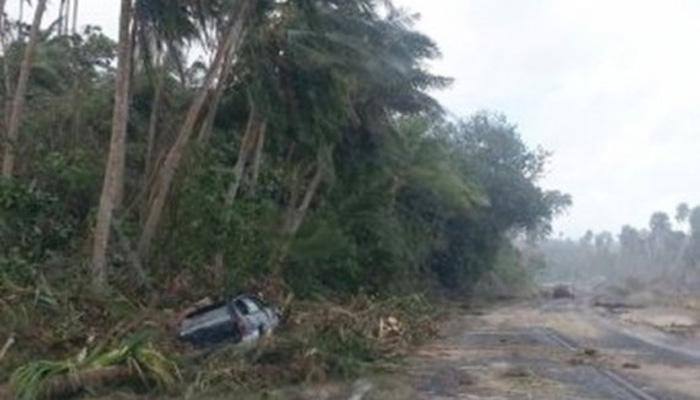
396;0;700;238
8;0;700;238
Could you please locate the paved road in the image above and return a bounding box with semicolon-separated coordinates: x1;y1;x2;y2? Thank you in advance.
400;299;700;399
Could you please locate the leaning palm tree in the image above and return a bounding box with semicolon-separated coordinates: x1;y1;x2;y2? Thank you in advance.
2;0;48;177
138;0;257;259
214;0;450;272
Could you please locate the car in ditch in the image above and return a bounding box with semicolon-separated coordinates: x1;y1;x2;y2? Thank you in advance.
178;294;280;347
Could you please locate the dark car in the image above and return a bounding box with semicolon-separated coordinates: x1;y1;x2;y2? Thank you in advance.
178;294;280;347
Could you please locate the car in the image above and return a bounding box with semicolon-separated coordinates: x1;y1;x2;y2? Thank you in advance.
178;294;280;347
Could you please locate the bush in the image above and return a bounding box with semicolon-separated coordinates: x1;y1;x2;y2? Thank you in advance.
0;179;78;283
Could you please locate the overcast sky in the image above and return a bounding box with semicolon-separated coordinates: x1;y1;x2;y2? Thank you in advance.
8;0;700;238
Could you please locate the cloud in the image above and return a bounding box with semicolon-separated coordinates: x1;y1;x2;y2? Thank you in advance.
398;0;700;237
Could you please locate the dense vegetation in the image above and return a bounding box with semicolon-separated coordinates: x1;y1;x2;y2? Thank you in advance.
0;0;568;397
539;204;700;289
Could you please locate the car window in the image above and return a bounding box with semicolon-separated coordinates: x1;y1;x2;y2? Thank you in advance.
249;296;267;308
234;299;250;315
242;298;261;314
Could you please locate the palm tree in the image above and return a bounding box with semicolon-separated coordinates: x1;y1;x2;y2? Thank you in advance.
72;0;79;35
0;0;9;129
0;0;6;45
1;0;48;177
138;0;256;259
227;0;451;271
676;203;690;225
90;0;134;288
133;0;198;186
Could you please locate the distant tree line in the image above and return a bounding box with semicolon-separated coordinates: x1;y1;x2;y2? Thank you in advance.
539;204;700;288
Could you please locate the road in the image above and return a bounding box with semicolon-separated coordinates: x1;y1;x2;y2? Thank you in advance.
394;296;700;399
223;294;700;399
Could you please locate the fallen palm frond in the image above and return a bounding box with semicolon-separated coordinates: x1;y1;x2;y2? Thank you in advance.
10;336;180;400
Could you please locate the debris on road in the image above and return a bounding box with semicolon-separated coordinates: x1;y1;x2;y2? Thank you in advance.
622;362;641;369
540;282;575;299
500;365;534;379
592;296;638;312
582;348;598;357
568;347;603;366
178;294;280;347
552;284;575;299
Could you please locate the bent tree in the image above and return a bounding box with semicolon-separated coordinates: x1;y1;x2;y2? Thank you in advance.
138;0;255;259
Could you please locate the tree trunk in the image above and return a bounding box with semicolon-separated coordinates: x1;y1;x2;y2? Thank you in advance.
0;0;10;133
212;107;266;273
224;105;263;205
112;218;150;289
273;161;325;274
283;164;324;236
195;56;236;144
90;0;133;289
18;0;23;29
247;118;266;195
138;1;253;260
0;0;6;52
68;0;82;154
0;0;5;31
1;0;48;177
72;0;79;35
144;62;165;182
59;0;67;35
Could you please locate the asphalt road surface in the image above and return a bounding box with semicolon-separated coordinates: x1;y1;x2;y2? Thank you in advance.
400;297;700;399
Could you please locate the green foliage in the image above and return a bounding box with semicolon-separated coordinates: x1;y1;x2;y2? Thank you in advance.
0;179;78;283
490;243;537;292
10;336;179;400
